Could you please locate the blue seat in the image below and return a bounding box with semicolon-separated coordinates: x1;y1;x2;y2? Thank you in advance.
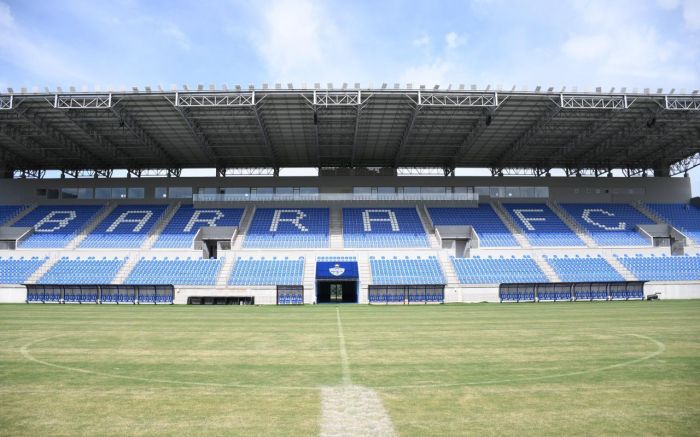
344;208;429;248
244;208;329;248
14;205;103;248
230;257;305;286
452;256;547;284
0;256;47;284
154;205;244;248
616;253;700;281
560;203;653;246
544;255;624;282
38;257;125;284
502;203;585;247
429;205;518;247
81;205;168;248
370;256;445;285
646;203;700;243
126;258;224;285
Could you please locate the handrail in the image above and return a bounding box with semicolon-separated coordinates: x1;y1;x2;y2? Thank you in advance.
193;192;479;202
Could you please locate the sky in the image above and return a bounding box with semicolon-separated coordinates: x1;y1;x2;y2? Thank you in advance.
0;0;698;194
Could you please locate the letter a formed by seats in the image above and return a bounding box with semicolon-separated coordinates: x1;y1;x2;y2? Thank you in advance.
106;211;154;233
362;209;400;232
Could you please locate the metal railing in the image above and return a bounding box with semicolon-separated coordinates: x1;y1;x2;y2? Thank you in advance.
193;192;479;203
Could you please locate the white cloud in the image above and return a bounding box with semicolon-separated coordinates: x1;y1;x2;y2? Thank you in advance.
681;0;700;29
445;32;465;49
399;58;453;86
0;1;89;86
413;33;430;48
248;0;361;81
161;23;191;50
562;34;611;61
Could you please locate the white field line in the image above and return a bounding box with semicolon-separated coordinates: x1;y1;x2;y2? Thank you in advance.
19;332;665;392
320;308;396;436
336;307;352;385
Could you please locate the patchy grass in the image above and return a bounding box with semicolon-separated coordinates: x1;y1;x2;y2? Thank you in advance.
0;301;698;436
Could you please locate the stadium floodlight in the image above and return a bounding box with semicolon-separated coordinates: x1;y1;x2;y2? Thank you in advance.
44;87;50;93
381;83;387;89
156;85;163;91
511;85;516;91
314;83;321;89
327;82;333;89
7;87;13;93
354;83;360;89
547;87;554;92
657;88;663;94
145;86;152;93
235;84;241;91
407;83;412;89
171;85;177;91
609;87;615;93
70;86;76;92
486;84;491;91
644;88;650;94
19;87;26;93
633;87;638;93
275;83;281;89
394;83;400;89
470;84;477;91
287;83;293;89
262;83;268;89
669;88;675;94
560;86;566;92
132;86;138;92
183;84;189;91
595;87;601;93
222;84;228;91
621;87;626;93
420;85;426;90
209;84;216;91
197;84;204;91
248;84;254;90
433;84;440;90
693;90;699;95
535;86;541;92
458;84;465;90
447;84;452;90
342;82;347;89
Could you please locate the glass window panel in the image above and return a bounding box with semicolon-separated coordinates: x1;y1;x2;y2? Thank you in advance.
300;187;319;194
276;187;293;194
377;186;395;194
128;187;144;199
168;187;192;199
95;187;111;199
78;188;93;199
353;187;371;195
155;187;168;198
61;188;78;199
111;187;127;199
520;186;535;198
224;187;249;196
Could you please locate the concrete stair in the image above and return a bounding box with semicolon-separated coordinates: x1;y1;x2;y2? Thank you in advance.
142;202;181;249
416;204;441;248
67;202;117;249
303;255;316;304
216;255;236;286
437;251;459;286
25;255;61;284
603;253;638;281
233;206;256;250
2;204;37;227
534;254;561;282
547;200;598;248
633;201;696;246
491;201;531;248
111;255;139;285
329;207;343;249
357;255;371;303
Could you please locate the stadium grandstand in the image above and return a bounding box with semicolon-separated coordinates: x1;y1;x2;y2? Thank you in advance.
0;85;699;305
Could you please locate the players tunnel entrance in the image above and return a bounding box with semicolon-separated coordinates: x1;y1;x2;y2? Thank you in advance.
316;261;359;303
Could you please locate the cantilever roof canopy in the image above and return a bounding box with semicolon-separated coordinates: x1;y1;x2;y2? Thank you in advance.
0;86;698;175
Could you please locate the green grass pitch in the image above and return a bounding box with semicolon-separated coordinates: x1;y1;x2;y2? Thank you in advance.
0;301;698;436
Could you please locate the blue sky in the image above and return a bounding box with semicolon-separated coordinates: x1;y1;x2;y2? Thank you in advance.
0;0;698;193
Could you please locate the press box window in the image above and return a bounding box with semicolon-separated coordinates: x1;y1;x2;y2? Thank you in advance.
95;188;111;199
78;188;93;199
111;188;127;199
61;188;78;199
128;187;144;199
155;187;168;198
